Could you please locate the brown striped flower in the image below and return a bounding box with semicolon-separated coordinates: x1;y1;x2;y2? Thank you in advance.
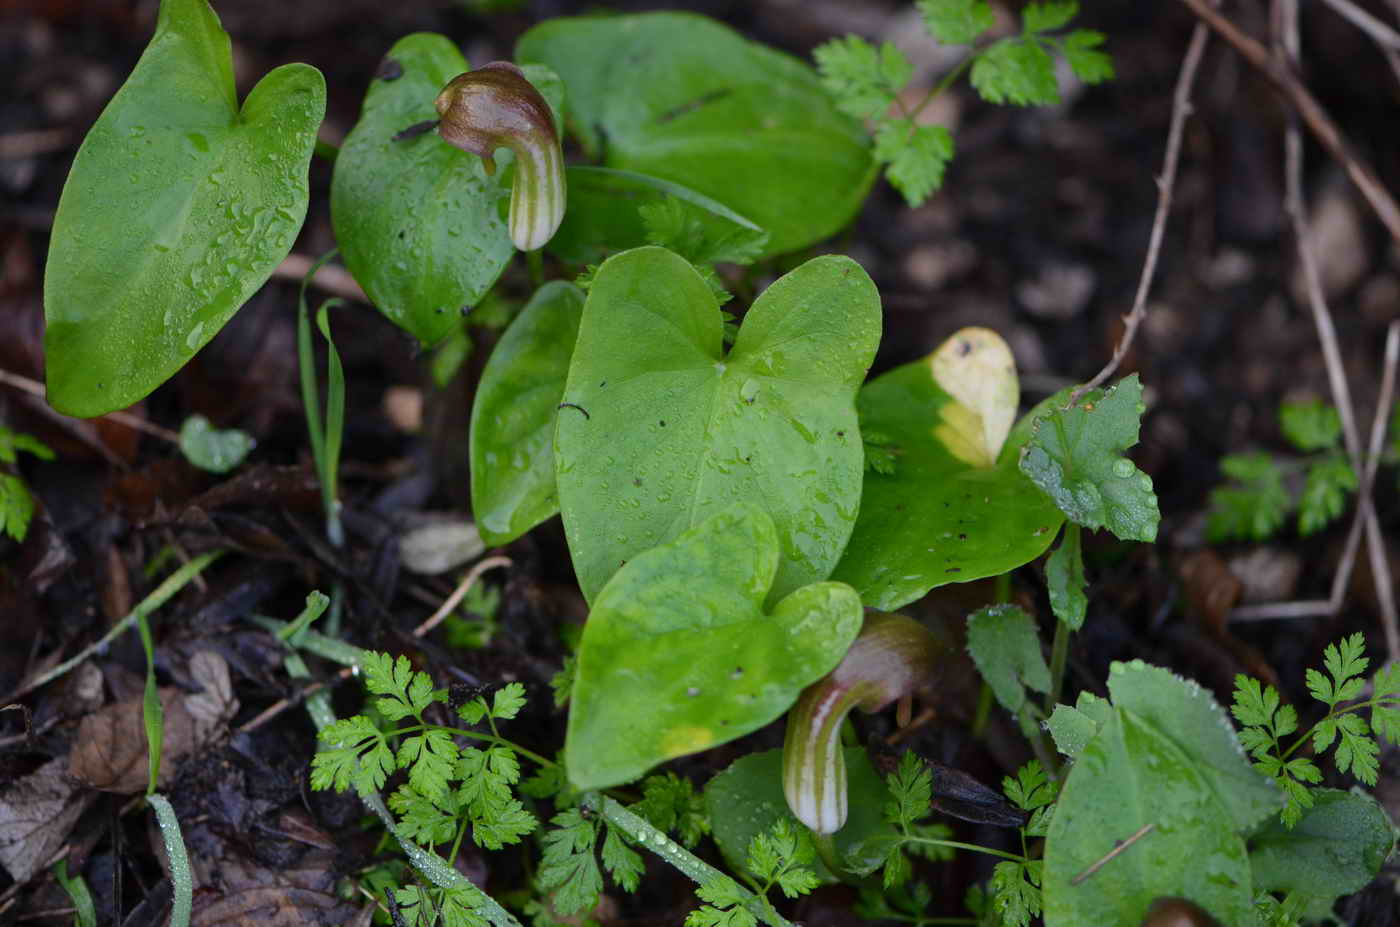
435;62;565;252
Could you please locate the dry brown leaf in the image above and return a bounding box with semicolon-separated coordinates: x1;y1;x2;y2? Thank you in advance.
0;756;96;883
190;886;360;926
69;652;238;794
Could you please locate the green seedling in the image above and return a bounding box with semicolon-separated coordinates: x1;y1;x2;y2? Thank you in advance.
1209;398;1361;541
815;0;1114;205
0;426;54;543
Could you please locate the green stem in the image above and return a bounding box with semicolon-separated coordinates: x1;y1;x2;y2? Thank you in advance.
1047;611;1072;711
10;550;225;699
904;53;978;123
902;836;1027;864
811;830;843;880
313;138;339;164
397;723;557;770
971;681;994;739
586;794;795;927
527;247;545;288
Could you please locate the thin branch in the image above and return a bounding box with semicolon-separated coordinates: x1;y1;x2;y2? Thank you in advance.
1231;4;1400;658
1176;0;1400;244
0;368;180;443
1317;0;1400;50
1075;22;1210;400
411;555;513;638
1070;823;1156;885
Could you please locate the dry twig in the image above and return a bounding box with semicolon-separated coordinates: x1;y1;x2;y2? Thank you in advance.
1231;2;1400;659
1176;0;1400;244
1074;22;1211;400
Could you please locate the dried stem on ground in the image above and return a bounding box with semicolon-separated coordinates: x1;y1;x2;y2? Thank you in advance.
1072;21;1211;402
1176;0;1400;244
1229;0;1400;661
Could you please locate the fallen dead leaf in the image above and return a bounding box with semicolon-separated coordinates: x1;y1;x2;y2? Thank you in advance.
0;756;96;883
69;651;238;793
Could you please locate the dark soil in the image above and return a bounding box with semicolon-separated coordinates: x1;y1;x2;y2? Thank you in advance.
2;1;1398;925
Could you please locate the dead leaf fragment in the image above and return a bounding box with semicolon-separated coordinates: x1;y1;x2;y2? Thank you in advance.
0;756;96;883
69;652;238;793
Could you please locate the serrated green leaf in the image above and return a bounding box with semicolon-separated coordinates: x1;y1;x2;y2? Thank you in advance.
633;773;709;847
1324;633;1369;694
0;428;55;465
1063;30;1115;84
1018;375;1160;541
989;860;1039;927
491;682;527;721
873;119;954;207
389;786;459;845
397;729;459;803
885;752;933;829
813;36;912;120
364;652;436;721
312;715;394;795
639;196;769;268
0;474;37;543
537;809;602;915
1003;761;1056;812
966;604;1051;716
601;824;645;892
1208;452;1290;542
566;504;863;789
44;0;324;416
1332;713;1379;784
1022;1;1078;34
971;39;1060;107
1298;454;1356;536
1280;399;1343;452
917;0;996;45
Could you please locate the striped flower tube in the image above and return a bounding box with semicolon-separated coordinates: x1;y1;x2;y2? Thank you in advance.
783;612;943;834
435;62;565;252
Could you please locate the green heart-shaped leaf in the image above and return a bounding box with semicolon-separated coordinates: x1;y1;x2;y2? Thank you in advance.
1042;708;1254;925
555;246;880;604
44;0;324;417
469;281;584;546
830;354;1064;611
516;13;876;257
548;167;765;265
566;504;862;790
331;34;515;346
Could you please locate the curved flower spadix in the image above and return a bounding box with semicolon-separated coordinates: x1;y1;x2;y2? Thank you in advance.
435;62;565;252
783;612;945;834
